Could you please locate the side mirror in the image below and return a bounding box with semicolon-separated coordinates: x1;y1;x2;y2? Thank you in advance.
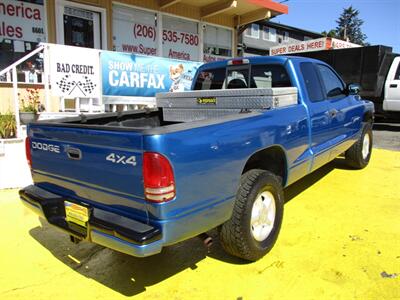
347;83;361;95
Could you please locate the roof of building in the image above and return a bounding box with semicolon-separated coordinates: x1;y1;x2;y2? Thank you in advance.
256;20;324;38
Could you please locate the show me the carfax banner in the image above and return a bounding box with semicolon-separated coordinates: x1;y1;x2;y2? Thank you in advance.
101;51;202;97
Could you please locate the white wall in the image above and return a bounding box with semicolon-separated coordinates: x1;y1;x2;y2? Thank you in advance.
0;138;33;189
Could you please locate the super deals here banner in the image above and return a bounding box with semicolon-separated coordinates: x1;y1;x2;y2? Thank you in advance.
101;51;203;97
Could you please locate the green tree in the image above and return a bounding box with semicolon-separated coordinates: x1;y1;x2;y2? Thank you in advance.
321;29;337;38
335;6;367;45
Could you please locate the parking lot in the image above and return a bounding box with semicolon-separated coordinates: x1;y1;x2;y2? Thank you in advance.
1;129;399;300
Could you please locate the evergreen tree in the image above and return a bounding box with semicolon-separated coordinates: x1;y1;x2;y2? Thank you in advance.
335;6;367;45
321;29;337;38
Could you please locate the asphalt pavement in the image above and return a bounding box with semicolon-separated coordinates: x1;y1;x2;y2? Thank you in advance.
373;121;400;151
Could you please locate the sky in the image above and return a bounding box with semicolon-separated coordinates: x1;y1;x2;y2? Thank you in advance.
272;0;400;53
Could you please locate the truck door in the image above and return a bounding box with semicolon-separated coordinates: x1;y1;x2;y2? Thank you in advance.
299;62;337;171
383;57;400;112
315;63;364;158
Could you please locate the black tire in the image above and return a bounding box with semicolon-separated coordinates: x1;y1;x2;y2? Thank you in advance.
345;122;373;169
219;169;284;261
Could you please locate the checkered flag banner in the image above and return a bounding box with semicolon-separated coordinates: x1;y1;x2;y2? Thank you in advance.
56;75;97;97
78;76;97;95
56;75;75;94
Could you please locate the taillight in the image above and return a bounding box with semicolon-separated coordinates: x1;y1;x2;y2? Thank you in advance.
143;152;175;202
25;137;32;168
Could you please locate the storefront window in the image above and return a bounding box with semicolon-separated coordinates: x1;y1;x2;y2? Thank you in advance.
162;15;199;61
203;25;232;62
0;0;46;82
112;5;157;56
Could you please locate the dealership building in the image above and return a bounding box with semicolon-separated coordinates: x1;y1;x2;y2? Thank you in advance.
0;0;289;114
0;0;288;68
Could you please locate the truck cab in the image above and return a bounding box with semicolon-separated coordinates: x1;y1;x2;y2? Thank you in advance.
383;56;400;112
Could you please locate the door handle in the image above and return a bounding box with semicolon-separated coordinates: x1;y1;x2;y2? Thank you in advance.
328;109;338;118
66;148;82;160
390;84;398;88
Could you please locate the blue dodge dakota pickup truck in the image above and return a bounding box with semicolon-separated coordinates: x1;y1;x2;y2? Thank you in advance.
20;56;374;261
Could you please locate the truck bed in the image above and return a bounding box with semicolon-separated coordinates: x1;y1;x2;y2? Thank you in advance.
36;87;298;131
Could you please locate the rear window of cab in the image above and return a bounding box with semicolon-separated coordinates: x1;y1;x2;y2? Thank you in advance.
194;64;292;90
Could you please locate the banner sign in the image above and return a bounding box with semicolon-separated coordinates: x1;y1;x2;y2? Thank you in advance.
117;22;158;56
162;29;200;61
329;38;361;49
270;37;360;56
203;54;231;63
101;51;202;97
49;44;100;98
270;38;328;56
0;0;46;42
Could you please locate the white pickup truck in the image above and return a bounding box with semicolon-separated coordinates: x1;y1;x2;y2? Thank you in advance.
383;56;400;112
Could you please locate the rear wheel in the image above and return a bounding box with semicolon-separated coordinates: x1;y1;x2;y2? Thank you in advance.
219;169;284;261
345;123;373;169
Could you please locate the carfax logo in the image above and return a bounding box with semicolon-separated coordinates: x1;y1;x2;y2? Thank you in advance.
197;97;217;105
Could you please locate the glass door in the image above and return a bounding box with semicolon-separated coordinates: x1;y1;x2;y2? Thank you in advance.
57;3;102;49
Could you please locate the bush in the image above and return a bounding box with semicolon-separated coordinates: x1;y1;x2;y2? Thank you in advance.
20;88;40;113
0;112;17;139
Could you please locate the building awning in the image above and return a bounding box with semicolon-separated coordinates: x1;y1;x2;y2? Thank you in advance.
160;0;288;26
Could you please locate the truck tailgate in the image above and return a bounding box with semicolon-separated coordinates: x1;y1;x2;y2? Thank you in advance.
28;124;147;219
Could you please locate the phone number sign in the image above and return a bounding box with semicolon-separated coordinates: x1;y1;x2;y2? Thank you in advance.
162;29;200;61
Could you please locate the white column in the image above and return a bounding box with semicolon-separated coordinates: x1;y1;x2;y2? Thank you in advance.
157;12;163;57
199;22;204;62
89;98;93;113
75;98;80;113
12;67;21;138
60;96;65;112
43;45;51;111
6;70;11;82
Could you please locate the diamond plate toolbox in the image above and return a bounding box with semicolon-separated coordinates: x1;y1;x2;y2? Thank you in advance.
156;87;298;122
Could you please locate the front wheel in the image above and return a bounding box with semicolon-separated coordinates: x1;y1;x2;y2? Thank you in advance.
345;123;373;169
219;169;284;261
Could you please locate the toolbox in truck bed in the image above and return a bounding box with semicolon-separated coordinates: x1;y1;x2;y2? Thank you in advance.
157;87;298;122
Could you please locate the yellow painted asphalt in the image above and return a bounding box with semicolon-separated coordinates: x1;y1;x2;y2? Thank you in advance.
0;148;399;299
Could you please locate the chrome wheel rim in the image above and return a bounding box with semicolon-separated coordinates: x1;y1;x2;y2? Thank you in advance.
362;133;370;160
250;191;276;242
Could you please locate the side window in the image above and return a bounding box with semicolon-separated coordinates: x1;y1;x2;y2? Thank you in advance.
300;62;324;102
395;63;400;80
316;64;345;98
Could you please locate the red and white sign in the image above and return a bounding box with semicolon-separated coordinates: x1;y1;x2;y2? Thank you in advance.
114;22;157;56
270;37;360;56
203;54;230;63
162;29;200;61
329;38;361;49
0;0;46;42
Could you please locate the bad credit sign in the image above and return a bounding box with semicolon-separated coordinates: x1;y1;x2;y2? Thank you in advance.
49;44;101;98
